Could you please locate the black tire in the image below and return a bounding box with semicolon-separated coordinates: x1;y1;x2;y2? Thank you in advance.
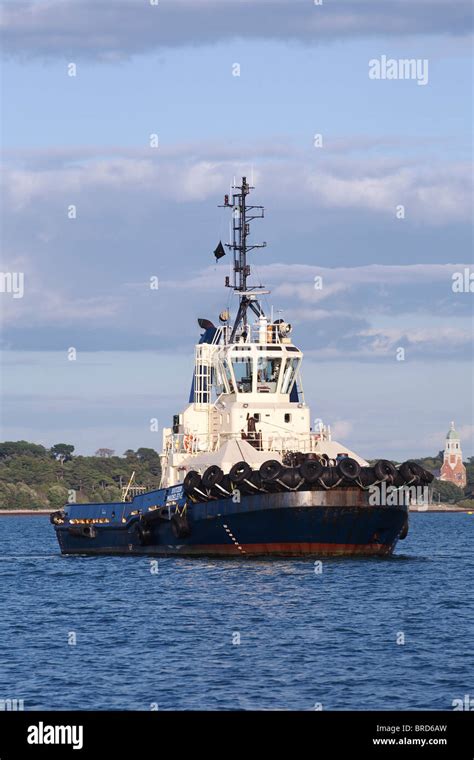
337;457;361;480
392;470;406;488
280;468;303;490
202;465;224;489
240;470;265;493
399;518;409;540
171;514;191;539
212;474;233;497
358;467;377;487
409;462;426;478
259;460;283;482
249;470;266;491
229;461;252;483
374;459;397;481
136;520;153;545
319;467;339;488
399;460;424;483
299;459;324;483
399;461;415;482
141;509;164;526
183;470;201;495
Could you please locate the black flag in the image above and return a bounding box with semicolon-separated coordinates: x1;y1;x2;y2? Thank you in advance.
214;241;226;260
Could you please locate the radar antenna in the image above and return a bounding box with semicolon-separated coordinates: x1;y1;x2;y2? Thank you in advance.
219;177;267;341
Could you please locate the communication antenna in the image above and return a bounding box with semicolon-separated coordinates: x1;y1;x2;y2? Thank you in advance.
219;177;268;341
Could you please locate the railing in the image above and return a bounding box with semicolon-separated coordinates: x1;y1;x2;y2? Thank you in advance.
232;322;283;346
164;431;326;456
121;485;148;502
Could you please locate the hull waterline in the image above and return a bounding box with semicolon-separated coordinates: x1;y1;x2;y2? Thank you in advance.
54;490;408;558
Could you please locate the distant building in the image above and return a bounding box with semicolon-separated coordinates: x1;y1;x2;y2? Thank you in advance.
439;422;466;488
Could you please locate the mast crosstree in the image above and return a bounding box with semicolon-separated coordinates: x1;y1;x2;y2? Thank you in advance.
219;176;267;341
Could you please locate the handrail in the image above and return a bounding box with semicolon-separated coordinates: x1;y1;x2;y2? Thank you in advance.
164;430;327;455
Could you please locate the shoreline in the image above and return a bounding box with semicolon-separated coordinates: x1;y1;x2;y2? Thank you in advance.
0;509;55;515
0;505;472;515
409;505;472;513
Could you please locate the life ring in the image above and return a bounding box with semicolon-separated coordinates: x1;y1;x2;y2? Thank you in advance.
183;434;195;452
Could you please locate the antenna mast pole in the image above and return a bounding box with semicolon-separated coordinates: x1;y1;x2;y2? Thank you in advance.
219;176;267;341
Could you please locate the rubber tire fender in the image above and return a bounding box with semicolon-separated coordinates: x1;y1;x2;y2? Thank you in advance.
171;514;191;539
359;467;378;488
299;459;324;483
399;461;424;484
399;518;409;540
229;461;252;483
183;470;202;495
280;468;303;490
358;467;378;487
337;457;361;480
319;467;339;488
259;460;283;482
202;465;224;490
374;459;398;481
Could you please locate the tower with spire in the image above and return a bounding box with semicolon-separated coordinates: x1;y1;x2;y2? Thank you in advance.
439;422;466;488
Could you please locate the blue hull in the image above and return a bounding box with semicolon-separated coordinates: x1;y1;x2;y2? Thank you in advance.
53;488;408;557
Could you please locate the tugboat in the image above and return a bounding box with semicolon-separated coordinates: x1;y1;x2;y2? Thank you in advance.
51;177;433;557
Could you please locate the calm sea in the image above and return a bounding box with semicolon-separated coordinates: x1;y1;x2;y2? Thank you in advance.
0;514;472;711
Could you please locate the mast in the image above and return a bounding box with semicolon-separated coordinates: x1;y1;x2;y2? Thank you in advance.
219;177;267;342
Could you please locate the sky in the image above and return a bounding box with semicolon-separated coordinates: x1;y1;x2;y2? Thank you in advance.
0;0;473;460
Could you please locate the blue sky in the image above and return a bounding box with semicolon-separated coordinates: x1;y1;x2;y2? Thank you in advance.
1;0;473;459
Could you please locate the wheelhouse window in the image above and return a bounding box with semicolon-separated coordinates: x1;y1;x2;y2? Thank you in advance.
281;358;300;394
231;357;253;393
256;357;281;393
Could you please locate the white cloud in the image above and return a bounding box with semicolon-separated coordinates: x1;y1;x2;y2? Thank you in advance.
331;419;354;440
356;326;473;357
3;150;471;224
0;254;122;327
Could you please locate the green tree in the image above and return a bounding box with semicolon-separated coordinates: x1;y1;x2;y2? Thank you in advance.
50;444;75;462
136;447;159;462
432;479;464;504
47;484;69;509
0;441;47;459
0;439;161;508
136;447;161;475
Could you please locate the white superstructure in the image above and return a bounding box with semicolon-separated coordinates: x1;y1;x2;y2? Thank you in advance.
160;178;366;487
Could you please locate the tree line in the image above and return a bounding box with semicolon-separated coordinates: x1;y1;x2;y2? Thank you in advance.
0;441;162;510
0;441;472;510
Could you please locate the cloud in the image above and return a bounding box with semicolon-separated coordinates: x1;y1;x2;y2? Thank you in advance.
1;144;471;359
2;146;472;224
2;253;472;361
1;0;472;60
0;254;123;329
330;419;354;440
423;423;474;450
357;325;473;354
